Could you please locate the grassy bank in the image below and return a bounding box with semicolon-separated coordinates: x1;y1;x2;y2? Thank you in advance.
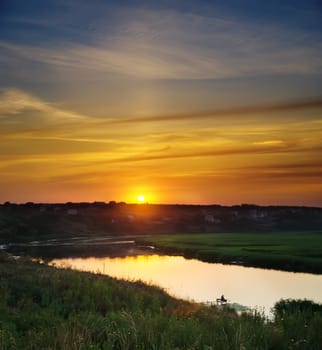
1;253;322;349
138;232;322;274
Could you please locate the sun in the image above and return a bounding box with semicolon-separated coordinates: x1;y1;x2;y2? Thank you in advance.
137;195;145;203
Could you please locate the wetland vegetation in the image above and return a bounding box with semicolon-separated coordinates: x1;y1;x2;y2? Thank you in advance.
1;203;322;348
1;252;322;350
138;232;322;274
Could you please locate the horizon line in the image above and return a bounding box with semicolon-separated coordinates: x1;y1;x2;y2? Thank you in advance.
1;201;321;209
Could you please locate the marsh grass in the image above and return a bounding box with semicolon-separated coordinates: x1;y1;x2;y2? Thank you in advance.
138;232;322;273
0;252;321;349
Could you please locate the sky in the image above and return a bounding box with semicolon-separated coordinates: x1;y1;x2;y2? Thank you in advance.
1;0;322;206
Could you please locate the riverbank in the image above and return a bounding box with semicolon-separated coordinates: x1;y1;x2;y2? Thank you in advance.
1;252;321;349
1;202;322;274
4;230;322;274
137;232;322;274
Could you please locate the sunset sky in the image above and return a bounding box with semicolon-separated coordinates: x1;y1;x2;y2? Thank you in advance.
1;0;322;206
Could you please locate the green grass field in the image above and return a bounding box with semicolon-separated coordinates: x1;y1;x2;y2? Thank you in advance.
1;252;322;349
138;232;322;273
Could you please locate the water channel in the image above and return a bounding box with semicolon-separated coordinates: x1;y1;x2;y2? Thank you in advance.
50;254;322;317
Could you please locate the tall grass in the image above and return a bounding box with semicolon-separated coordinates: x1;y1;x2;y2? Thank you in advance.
0;253;321;349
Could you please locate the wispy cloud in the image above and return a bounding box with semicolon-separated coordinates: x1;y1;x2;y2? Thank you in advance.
253;140;284;146
1;88;321;162
43;156;322;189
2;88;321;136
1;7;322;80
1;2;322;204
99;142;322;165
102;97;322;125
0;88;91;131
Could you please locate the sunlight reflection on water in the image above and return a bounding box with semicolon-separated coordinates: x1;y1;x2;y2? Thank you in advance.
50;254;322;316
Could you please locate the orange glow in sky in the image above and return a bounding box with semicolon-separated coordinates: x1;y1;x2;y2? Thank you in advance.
0;90;322;206
1;1;322;206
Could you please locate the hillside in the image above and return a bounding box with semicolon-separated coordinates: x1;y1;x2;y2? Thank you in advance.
1;253;322;349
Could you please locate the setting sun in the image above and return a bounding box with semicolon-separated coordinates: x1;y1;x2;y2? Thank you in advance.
137;195;145;203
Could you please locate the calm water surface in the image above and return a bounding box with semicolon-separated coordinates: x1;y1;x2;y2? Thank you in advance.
50;254;322;315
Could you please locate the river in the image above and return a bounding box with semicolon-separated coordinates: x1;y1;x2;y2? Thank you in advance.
50;254;322;317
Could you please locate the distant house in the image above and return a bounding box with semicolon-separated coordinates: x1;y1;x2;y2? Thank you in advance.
249;209;267;220
67;208;78;215
204;214;221;224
